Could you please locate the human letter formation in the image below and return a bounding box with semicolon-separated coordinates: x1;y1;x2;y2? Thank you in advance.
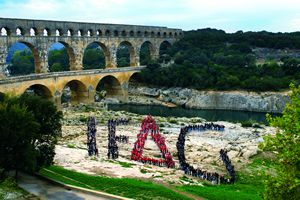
176;124;236;184
86;116;98;156
107;119;131;159
131;115;175;168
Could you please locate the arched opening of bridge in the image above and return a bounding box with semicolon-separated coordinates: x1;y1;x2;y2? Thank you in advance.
140;41;154;65
83;42;108;70
128;73;143;93
23;84;53;101
6;42;40;76
61;80;88;105
1;27;10;36
95;76;124;102
159;41;172;64
117;41;135;67
48;42;75;72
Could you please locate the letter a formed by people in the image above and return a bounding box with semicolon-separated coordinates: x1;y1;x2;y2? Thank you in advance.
131;114;175;168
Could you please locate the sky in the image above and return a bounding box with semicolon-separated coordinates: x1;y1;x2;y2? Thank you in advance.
0;0;300;33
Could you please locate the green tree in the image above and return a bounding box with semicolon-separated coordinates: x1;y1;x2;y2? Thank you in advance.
18;94;63;168
7;50;35;75
259;84;300;199
83;48;105;69
117;46;130;67
0;102;40;178
50;63;63;72
48;48;70;72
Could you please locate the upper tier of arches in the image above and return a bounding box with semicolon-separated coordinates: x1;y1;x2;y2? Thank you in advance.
0;27;182;38
0;18;182;38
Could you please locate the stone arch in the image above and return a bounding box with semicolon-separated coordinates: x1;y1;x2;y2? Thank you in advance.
169;32;173;37
16;27;24;36
137;31;142;37
129;30;134;37
83;42;109;69
96;75;124;101
8;41;41;74
128;72;142;88
159;40;172;63
48;41;76;71
56;29;63;36
114;30;119;37
30;27;38;36
87;29;93;36
67;29;74;36
117;41;136;67
61;79;88;104
140;41;155;65
96;30;102;36
121;30;127;37
1;27;11;36
163;32;167;37
151;31;155;37
144;31;149;37
157;32;161;37
23;84;53;101
43;28;50;36
105;29;110;36
77;29;83;37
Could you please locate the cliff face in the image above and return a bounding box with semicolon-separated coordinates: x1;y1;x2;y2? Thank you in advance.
129;87;290;113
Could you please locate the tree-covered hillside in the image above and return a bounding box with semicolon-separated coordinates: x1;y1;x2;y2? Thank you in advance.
141;29;300;91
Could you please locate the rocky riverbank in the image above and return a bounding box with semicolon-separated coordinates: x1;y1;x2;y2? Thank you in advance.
128;86;290;113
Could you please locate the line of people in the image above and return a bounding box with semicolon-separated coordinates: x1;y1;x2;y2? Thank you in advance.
108;118;130;126
176;124;235;184
131;114;175;168
107;119;119;159
86;116;98;156
220;149;236;183
185;122;225;132
115;135;129;143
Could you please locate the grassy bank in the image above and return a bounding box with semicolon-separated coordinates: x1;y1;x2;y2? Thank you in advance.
177;154;275;200
39;165;191;200
40;153;274;200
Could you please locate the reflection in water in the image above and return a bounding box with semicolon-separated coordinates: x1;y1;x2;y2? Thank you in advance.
108;104;280;123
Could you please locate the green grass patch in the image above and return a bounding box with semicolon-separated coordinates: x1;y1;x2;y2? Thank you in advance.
117;161;135;168
40;165;191;200
177;155;276;200
140;168;148;174
67;143;76;148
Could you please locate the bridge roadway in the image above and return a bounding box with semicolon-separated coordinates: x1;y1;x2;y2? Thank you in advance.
0;66;146;107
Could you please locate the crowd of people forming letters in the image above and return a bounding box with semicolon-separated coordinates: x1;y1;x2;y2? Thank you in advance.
131;115;175;168
177;123;236;184
86;116;99;156
87;116;235;184
107;119;130;159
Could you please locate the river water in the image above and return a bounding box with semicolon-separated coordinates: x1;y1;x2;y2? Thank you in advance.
108;104;280;123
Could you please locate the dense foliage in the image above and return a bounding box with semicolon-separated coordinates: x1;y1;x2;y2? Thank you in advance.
0;94;62;178
7;50;35;75
83;43;105;69
141;29;300;91
48;48;70;72
259;84;300;199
